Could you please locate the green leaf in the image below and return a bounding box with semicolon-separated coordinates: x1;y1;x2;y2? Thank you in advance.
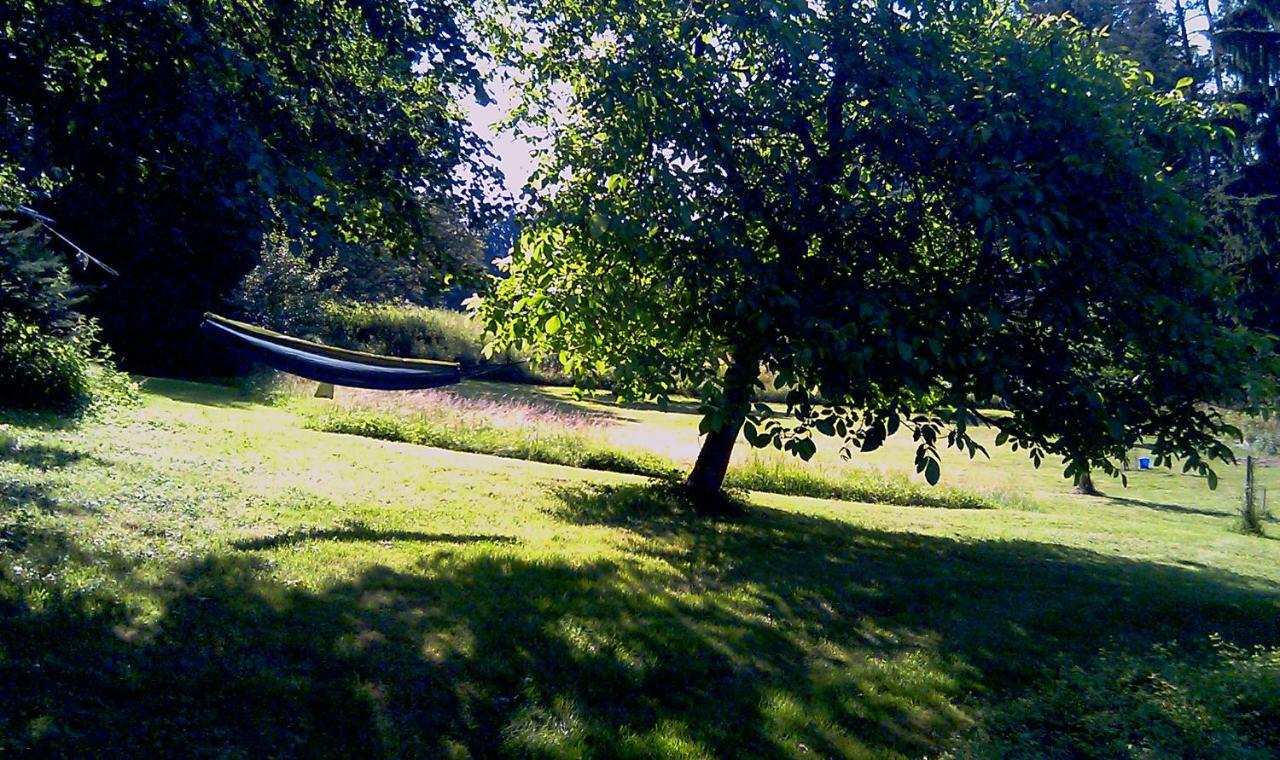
544;314;562;334
1176;76;1194;90
924;458;940;486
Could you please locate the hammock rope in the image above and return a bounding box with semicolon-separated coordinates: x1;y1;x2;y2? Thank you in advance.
201;313;515;390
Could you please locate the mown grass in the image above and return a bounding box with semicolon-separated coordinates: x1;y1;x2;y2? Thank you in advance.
2;378;1279;758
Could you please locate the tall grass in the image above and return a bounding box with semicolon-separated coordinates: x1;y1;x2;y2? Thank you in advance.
319;301;570;385
725;456;1026;510
306;406;678;479
303;402;1022;510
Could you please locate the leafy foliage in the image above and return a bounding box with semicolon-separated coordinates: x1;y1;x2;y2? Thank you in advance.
1030;0;1198;89
479;0;1274;491
0;218;83;339
0;216;137;412
230;228;342;338
0;0;497;373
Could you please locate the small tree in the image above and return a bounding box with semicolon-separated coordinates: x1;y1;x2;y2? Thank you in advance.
481;0;1275;495
230;227;342;338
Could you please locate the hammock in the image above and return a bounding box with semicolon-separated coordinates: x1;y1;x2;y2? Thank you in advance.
200;313;496;391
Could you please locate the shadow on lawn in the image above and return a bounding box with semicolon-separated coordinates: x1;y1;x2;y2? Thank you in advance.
0;442;95;472
140;377;262;409
1104;494;1238;519
3;484;1279;757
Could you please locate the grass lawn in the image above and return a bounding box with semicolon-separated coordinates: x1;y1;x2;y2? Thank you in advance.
2;378;1279;757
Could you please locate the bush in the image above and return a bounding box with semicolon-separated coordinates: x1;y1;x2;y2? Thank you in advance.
1241;416;1280;456
950;638;1280;758
319;301;570;385
230;228;342;337
0;216;138;414
0;315;91;408
0;315;139;414
0;218;84;338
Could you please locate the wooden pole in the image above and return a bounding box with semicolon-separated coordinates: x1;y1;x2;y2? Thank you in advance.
1243;455;1263;534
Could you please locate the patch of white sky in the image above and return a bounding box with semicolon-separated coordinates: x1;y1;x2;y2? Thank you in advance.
463;0;1224;202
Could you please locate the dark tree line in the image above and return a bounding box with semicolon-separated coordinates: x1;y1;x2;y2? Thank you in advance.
0;0;497;373
1217;0;1280;334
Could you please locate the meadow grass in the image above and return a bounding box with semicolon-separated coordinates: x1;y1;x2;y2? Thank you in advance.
299;394;1024;510
2;378;1279;757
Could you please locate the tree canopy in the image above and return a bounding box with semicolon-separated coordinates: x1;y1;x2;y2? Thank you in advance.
0;0;497;372
1031;0;1194;89
479;0;1275;493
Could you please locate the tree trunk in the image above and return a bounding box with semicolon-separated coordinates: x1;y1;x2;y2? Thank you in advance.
1073;469;1101;496
685;347;760;494
1173;0;1195;71
1200;0;1225;94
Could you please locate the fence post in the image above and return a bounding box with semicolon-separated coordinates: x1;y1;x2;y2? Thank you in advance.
1243;455;1263;535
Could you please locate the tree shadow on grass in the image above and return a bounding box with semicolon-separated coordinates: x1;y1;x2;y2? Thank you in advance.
1104;494;1236;519
140;377;261;409
3;484;1279;757
0;442;96;471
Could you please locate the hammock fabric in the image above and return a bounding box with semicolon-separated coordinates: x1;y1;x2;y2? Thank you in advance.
201;313;475;390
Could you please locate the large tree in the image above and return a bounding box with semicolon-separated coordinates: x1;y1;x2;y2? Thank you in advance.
480;0;1275;495
0;0;497;373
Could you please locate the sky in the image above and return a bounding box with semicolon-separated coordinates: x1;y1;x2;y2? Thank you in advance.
465;75;538;200
465;1;1222;200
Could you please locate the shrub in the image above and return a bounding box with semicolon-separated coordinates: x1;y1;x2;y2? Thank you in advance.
0;216;139;414
0;315;91;408
1241;416;1280;456
0;315;139;414
230;227;342;337
0;218;84;339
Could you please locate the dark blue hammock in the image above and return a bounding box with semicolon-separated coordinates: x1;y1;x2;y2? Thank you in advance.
201;313;490;390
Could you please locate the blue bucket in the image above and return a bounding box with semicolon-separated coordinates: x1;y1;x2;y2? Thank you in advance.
1138;457;1151;470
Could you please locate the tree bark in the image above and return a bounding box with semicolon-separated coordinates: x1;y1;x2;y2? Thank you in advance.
1200;0;1225;94
685;347;760;494
1073;469;1101;496
1173;0;1195;71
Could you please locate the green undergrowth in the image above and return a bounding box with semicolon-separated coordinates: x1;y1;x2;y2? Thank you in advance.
305;407;1018;510
319;302;571;386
